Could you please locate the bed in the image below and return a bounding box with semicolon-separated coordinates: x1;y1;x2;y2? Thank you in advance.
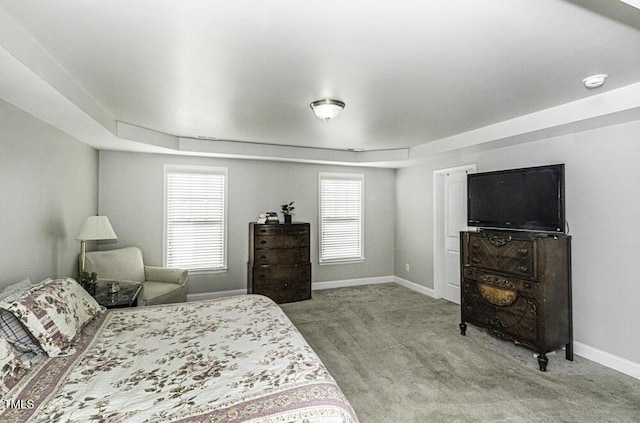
0;278;358;422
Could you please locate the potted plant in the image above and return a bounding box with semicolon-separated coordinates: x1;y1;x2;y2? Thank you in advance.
281;201;295;224
77;271;98;295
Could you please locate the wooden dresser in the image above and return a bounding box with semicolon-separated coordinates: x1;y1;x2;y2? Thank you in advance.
459;230;572;371
248;222;311;304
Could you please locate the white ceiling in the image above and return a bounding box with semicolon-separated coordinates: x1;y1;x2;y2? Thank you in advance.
1;0;640;166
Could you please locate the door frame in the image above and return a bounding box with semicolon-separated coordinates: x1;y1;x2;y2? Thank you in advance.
433;164;476;300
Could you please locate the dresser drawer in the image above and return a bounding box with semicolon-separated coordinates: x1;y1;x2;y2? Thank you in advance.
462;282;538;343
252;281;311;304
255;234;309;249
252;264;311;285
253;247;309;265
249;223;311;304
471;271;538;296
467;233;535;277
254;224;310;236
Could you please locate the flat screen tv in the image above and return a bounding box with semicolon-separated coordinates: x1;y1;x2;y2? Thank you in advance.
467;164;565;233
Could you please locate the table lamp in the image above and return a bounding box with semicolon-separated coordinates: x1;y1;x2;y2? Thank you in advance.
77;215;117;274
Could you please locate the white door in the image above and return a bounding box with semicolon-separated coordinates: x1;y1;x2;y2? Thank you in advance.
443;169;470;304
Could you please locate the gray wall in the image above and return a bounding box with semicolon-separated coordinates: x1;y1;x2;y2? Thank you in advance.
0;100;98;287
395;119;640;365
98;151;395;295
3;91;639;370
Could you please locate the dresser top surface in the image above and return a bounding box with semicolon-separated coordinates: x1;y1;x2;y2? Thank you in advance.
465;229;571;240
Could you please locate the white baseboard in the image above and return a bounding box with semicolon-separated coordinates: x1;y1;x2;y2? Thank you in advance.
393;276;436;298
574;341;640;380
187;276;394;301
312;276;394;291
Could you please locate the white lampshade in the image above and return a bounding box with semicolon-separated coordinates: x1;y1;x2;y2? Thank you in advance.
310;99;345;121
77;216;117;241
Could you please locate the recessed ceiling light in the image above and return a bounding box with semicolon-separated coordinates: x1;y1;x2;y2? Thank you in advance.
582;74;608;89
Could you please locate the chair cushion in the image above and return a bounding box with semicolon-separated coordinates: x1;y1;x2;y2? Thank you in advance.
85;247;146;282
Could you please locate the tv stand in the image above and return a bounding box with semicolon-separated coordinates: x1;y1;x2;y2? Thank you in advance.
459;230;572;371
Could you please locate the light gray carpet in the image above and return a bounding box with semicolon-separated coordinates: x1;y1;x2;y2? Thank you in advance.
280;283;640;423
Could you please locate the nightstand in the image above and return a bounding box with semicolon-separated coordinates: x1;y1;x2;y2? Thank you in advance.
92;280;142;309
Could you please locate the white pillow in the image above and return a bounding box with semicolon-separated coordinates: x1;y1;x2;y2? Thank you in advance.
0;278;33;300
0;335;29;394
0;278;45;355
0;278;104;357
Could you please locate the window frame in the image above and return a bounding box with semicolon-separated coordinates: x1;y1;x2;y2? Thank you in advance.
318;172;365;265
163;164;228;274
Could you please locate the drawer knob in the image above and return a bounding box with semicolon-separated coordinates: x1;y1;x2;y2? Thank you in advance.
471;258;481;264
518;248;529;256
260;240;267;244
518;266;529;273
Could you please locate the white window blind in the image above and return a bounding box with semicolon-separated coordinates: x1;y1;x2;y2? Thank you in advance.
164;166;227;272
319;173;364;263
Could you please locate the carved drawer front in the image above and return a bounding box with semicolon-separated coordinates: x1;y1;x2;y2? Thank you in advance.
462;282;539;343
252;264;311;285
495;313;538;343
254;234;309;249
254;247;309;265
473;271;538;296
255;225;310;236
467;234;535;277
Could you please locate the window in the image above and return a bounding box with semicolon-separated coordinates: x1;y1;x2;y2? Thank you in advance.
319;172;364;264
164;165;227;272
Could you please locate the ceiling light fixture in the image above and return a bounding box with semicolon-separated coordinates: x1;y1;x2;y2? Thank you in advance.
310;99;345;121
582;74;608;89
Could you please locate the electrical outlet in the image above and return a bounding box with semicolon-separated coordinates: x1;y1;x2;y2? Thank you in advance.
405;263;410;272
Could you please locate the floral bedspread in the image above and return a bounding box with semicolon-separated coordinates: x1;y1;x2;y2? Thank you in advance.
1;295;359;423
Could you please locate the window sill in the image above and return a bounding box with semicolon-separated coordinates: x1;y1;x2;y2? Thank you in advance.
187;268;228;275
319;259;365;266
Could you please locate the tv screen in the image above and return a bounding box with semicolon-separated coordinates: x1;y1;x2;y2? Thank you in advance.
467;164;565;233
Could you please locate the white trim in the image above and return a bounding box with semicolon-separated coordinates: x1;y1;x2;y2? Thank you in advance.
393;276;436;298
573;341;640;381
433;164;477;300
620;0;640;11
312;276;392;291
318;258;365;266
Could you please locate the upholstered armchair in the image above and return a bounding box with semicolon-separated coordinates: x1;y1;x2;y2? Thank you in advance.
84;247;188;306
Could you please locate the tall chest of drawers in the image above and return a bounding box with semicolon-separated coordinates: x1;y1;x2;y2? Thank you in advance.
459;230;572;371
248;222;311;304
